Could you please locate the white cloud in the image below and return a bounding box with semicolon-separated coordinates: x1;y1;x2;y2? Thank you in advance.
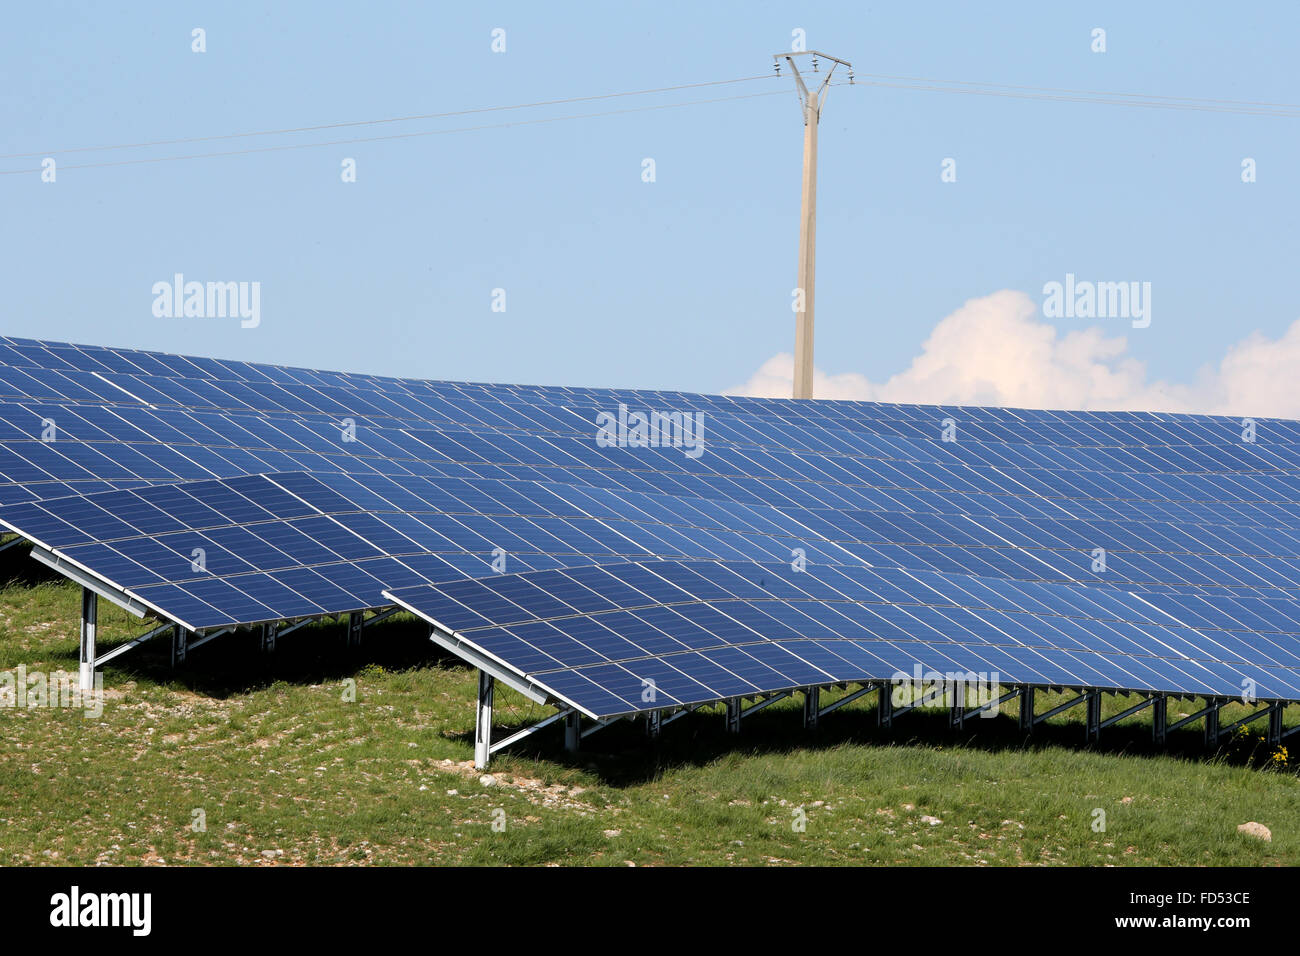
726;290;1300;419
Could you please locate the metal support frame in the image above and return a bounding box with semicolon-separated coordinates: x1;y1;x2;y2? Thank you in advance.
817;682;876;719
1281;714;1300;741
745;692;790;716
802;686;820;730
737;692;790;722
725;697;742;734
171;625;188;668
1030;690;1089;728
579;717;624;738
883;688;940;723
564;711;581;752
92;620;173;669
661;703;705;727
949;701;966;729
33;546;151;620
1098;693;1158;732
347;611;363;647
461;680;1296;769
1085;689;1102;743
474;671;494;769
951;687;1021;727
187;626;232;654
261;622;276;653
579;716;624;740
1019;686;1035;732
1165;698;1225;741
270;618;312;642
363;607;399;629
1152;694;1168;745
475;698;682;767
1204;697;1223;745
421;624;552;706
79;587;97;691
484;708;574;761
1218;701;1282;742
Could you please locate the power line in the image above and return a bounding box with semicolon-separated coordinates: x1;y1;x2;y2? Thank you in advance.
854;72;1300;118
0;86;806;176
8;67;1291;179
1;74;778;160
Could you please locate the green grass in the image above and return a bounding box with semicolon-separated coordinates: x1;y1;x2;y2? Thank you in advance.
0;549;1295;866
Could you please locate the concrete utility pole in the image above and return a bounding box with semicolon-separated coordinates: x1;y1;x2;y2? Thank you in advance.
774;50;851;400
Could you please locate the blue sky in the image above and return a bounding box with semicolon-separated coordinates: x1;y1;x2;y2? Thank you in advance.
2;1;1297;405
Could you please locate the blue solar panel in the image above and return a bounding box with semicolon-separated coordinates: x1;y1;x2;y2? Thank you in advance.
0;337;1297;728
386;559;1300;717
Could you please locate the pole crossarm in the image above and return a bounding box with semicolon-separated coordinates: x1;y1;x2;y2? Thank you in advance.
774;50;853;68
773;52;849;116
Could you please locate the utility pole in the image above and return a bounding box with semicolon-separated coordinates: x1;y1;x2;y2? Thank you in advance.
774;50;851;400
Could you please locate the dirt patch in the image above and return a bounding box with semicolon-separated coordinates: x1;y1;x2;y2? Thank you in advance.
435;758;610;815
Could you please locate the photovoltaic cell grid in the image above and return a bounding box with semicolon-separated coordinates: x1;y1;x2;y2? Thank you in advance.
0;338;1297;717
6;468;1300;634
385;559;1300;718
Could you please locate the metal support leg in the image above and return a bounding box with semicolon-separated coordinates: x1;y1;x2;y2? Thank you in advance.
725;698;742;734
1085;689;1102;743
949;690;966;729
564;711;581;752
261;623;276;653
347;611;363;648
1019;686;1034;733
803;687;820;730
474;671;494;769
1205;698;1221;746
645;709;661;739
1268;703;1284;745
877;684;894;729
79;588;97;692
1152;695;1167;745
171;625;188;668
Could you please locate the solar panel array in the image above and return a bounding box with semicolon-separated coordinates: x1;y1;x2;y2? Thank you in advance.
387;559;1300;718
1;336;1298;719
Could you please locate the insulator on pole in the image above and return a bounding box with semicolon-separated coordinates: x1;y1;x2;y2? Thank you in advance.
848;70;855;84
812;57;819;71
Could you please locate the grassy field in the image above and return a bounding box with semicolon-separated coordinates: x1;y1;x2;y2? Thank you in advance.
1;548;1295;867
